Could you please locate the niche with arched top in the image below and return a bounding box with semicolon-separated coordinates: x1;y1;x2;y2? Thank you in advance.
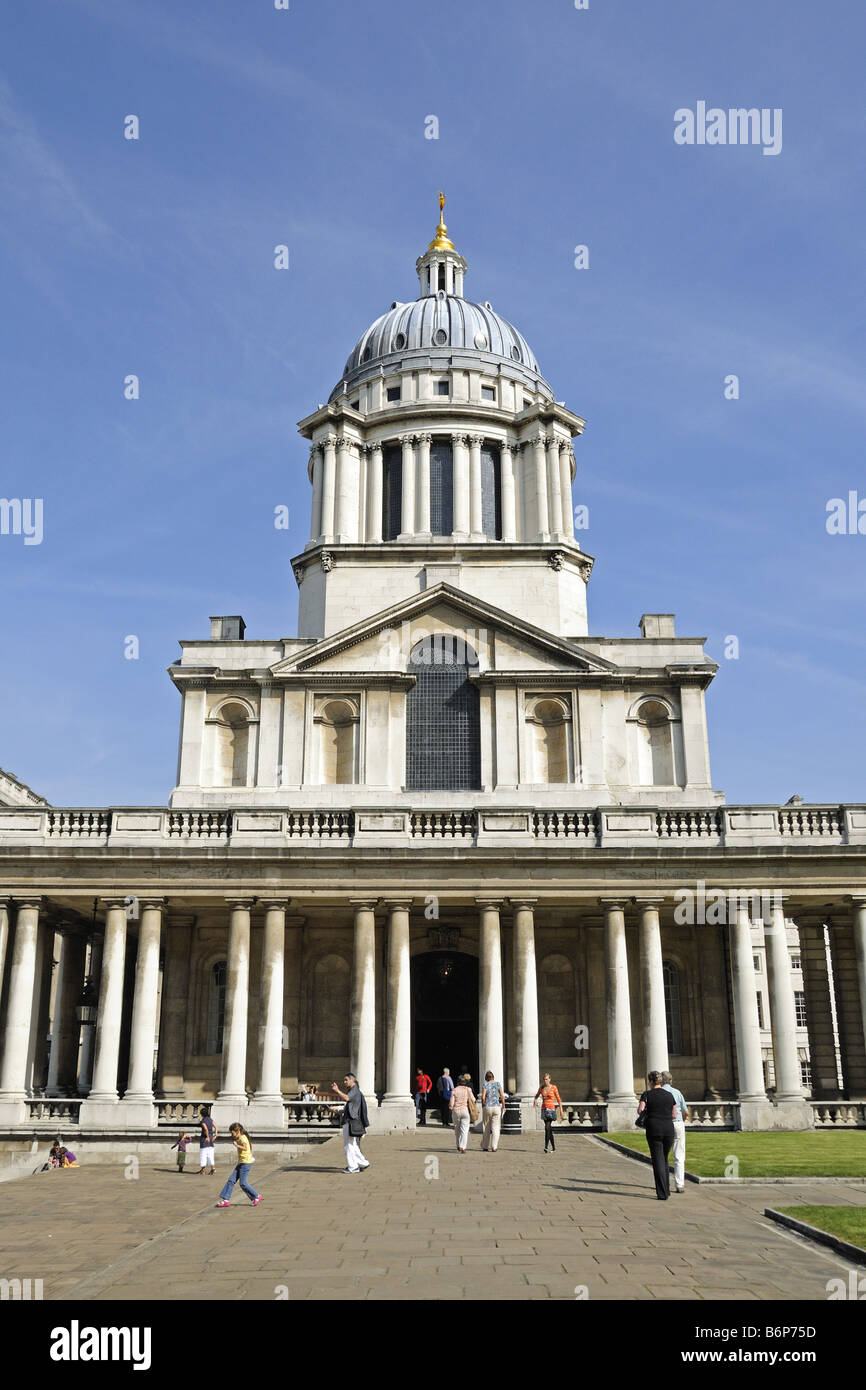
525;695;573;783
207;700;254;787
314;696;359;784
630;698;681;787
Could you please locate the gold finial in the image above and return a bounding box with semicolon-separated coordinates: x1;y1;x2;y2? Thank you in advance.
428;190;455;252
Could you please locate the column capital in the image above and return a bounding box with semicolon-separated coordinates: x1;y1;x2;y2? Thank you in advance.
415;432;432;446
632;896;665;908
258;897;291;910
12;896;44;910
848;895;866;908
98;897;129;912
138;897;168;912
400;433;415;447
598;898;628;911
322;432;338;449
508;898;537;911
475;897;504;908
451;431;469;446
349;897;380;910
224;897;256;910
468;433;484;447
382;897;414;910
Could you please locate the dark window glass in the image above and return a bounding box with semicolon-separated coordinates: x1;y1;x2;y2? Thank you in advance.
663;960;684;1054
438;265;446;290
382;444;402;540
436;380;449;396
406;636;481;791
794;991;807;1027
430;439;453;537
207;961;227;1054
481;385;495;401
386;386;401;402
480;444;502;539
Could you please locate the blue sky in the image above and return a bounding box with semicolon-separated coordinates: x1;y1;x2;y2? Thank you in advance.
1;0;864;806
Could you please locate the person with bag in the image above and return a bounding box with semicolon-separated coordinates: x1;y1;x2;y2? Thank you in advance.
449;1072;476;1153
331;1072;371;1173
215;1123;262;1207
533;1072;564;1152
636;1070;678;1199
480;1071;506;1153
662;1069;689;1193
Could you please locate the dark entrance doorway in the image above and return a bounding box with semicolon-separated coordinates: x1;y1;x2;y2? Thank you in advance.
411;952;479;1110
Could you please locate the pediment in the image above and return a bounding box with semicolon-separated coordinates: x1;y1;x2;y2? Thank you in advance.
269;584;618;678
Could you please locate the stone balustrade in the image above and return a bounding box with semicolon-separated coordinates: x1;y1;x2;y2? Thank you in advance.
810;1101;866;1127
26;1098;83;1125
2;804;865;850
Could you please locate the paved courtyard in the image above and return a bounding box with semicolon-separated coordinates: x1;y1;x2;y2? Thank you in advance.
1;1131;864;1301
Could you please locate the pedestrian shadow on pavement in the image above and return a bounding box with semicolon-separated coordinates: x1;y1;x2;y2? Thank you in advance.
543;1182;653;1197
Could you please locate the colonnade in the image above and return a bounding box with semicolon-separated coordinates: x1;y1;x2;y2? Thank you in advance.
308;431;576;546
1;894;865;1129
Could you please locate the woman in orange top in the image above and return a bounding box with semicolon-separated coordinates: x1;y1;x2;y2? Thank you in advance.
533;1073;564;1153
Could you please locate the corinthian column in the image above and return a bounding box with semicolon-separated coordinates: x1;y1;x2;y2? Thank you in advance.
320;434;337;542
414;433;431;537
335;435;356;541
250;899;288;1128
730;905;768;1115
309;446;323;542
469;434;484;537
763;898;811;1127
366;444;384;542
478;900;504;1083
559;442;575;539
399;435;416;539
122;898;165;1124
533;434;549;539
511;899;539;1126
452;433;469;537
546;435;564;536
500;443;517;541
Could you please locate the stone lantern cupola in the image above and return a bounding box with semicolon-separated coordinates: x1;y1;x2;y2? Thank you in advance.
415;192;467;297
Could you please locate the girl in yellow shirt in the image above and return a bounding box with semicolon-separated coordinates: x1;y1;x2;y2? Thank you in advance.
216;1124;262;1208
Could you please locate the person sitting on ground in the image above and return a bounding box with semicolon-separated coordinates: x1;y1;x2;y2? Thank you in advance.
58;1146;79;1168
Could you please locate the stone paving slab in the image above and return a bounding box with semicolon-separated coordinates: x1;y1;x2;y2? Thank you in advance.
0;1131;864;1300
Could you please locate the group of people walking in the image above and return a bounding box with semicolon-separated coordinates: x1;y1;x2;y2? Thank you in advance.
172;1068;689;1203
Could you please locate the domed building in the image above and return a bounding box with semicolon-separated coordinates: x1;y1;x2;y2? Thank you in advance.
0;200;864;1150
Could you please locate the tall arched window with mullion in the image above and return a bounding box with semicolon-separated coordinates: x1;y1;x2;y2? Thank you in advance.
663;960;684;1056
381;443;402;541
206;961;227;1055
480;443;502;539
429;439;454;537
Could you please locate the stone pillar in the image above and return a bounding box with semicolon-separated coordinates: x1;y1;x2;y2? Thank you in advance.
852;898;866;1084
416;433;432;537
469;434;484;537
602;900;637;1128
730;905;769;1126
798;915;841;1099
122;898;164;1124
511;899;540;1128
532;433;549;539
636;899;668;1075
77;934;103;1095
256;681;282;788
399;434;416;540
46;928;86;1097
0;900;43;1122
366;444;383;543
215;899;253;1124
546;435;564;536
320;433;337;541
452;433;470;537
176;683;207;789
155;918;192;1098
335;436;355;541
501;443;517;541
559;443;575;540
827;910;866;1099
28;921;54;1094
0;898;9;1011
478;900;504;1085
250;899;288;1128
350;900;377;1104
310;446;323;541
763;901;810;1126
80;899;128;1126
382;899;414;1126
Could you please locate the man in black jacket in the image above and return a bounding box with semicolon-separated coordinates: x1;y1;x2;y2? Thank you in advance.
331;1073;370;1173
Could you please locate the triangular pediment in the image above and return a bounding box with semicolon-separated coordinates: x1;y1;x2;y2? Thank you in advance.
270;584;618;677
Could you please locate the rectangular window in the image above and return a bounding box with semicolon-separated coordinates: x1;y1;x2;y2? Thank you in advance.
753;954;761;973
756;993;764;1029
386;386;401;402
350;399;359;411
790;953;801;971
382;444;402;540
436;380;449;396
800;1058;812;1089
794;991;807;1027
481;385;496;401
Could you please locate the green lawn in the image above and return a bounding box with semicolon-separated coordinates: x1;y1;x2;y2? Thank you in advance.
776;1205;866;1249
604;1130;866;1177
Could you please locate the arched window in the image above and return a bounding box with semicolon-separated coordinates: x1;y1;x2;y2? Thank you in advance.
314;697;359;784
430;439;454;536
526;696;572;782
382;443;402;540
480;443;502;539
406;635;481;791
210;701;252;787
206;961;226;1055
311;954;351;1056
663;960;684;1055
539;953;576;1055
634;699;676;786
